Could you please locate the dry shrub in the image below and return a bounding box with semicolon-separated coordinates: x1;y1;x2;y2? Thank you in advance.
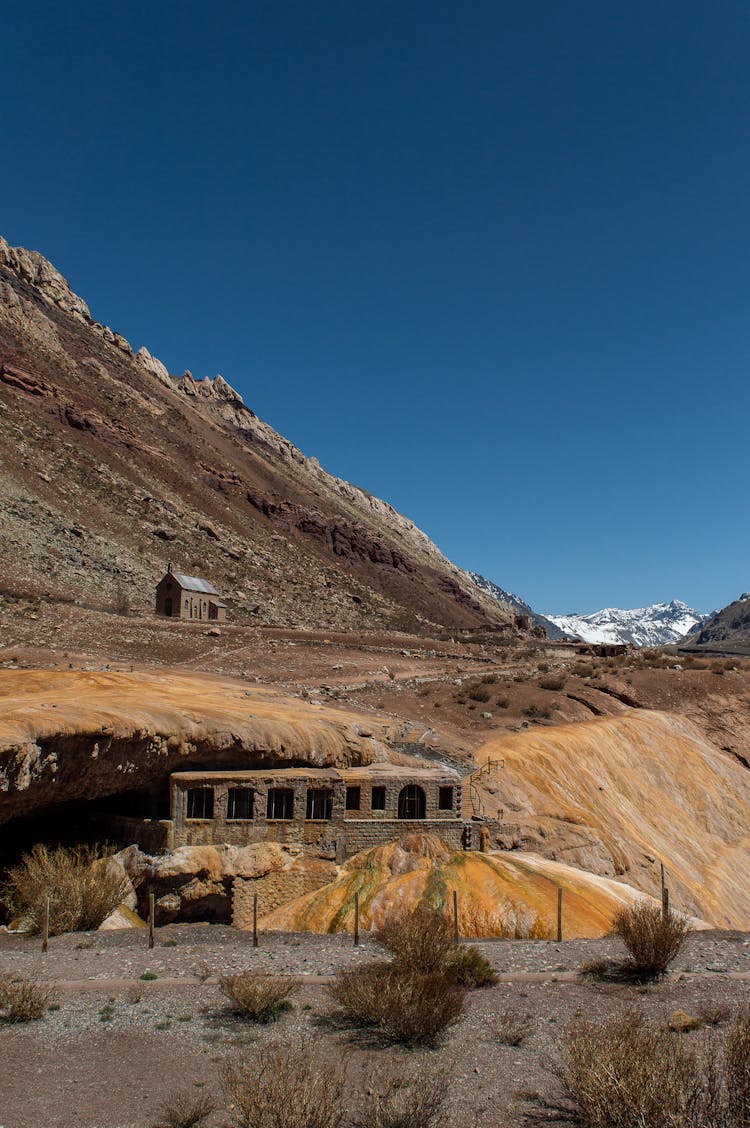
444;945;497;987
697;1000;731;1027
223;1040;345;1128
612;901;688;977
220;971;295;1023
0;978;55;1022
153;1090;216;1128
578;958;609;982
329;962;465;1046
375;902;455;973
492;1008;532;1046
725;1005;750;1127
561;1006;750;1128
1;843;130;935
358;1064;449;1128
468;687;491;702
539;674;567;691
561;1011;703;1128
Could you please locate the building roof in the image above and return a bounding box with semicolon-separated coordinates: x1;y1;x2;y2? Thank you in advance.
171;764;459;784
168;572;220;596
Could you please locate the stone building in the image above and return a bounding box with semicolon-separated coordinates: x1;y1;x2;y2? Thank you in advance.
154;564;227;621
168;764;464;859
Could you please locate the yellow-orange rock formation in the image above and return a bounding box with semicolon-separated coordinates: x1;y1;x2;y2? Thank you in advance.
258;833;665;939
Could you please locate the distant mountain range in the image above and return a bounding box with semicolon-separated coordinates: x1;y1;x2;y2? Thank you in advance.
546;601;707;647
470;571;707;647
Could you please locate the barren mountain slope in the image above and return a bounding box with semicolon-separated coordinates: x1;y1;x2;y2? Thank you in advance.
681;594;750;655
0;236;519;633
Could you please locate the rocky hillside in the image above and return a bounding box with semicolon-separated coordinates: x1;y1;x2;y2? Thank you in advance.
468;572;565;638
680;594;750;655
0;236;522;633
546;599;704;647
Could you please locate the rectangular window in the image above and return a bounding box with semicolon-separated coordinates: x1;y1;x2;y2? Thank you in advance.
438;786;454;811
306;788;333;820
186;787;213;820
227;788;253;820
345;786;361;811
266;788;294;820
371;786;386;811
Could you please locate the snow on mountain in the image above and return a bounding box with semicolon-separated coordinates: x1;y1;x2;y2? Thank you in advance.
468;573;566;639
545;600;706;648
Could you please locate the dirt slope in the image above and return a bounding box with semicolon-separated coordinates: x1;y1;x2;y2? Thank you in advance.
0;236;522;634
473;710;750;927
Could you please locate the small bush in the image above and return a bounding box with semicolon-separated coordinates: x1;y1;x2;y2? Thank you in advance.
375;902;455;974
522;704;551;720
496;695;510;708
492;1008;532;1046
697;1001;731;1027
468;687;491;703
358;1065;449;1128
578;958;609;982
444;945;497;987
223;1040;344;1128
0;843;130;935
612;901;688;977
0;978;55;1023
153;1089;216;1128
539;674;566;691
220;972;295;1023
560;1011;703;1128
329;963;465;1046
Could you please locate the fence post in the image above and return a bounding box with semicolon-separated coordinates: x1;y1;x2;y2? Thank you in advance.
354;891;360;946
42;896;50;954
148;892;155;949
557;887;563;943
662;885;670;920
452;890;459;945
253;893;258;948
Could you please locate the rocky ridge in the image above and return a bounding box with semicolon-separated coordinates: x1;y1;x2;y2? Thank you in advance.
0;236;522;633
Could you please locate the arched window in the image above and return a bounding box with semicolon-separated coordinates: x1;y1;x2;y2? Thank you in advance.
398;784;426;820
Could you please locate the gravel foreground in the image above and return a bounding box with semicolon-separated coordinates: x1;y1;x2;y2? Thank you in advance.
1;925;750;1127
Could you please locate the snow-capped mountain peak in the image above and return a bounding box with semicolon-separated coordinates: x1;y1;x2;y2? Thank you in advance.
545;600;706;647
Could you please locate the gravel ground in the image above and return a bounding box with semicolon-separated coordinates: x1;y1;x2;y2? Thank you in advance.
1;927;750;1127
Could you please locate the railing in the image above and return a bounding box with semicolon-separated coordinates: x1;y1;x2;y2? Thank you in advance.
467;758;505;818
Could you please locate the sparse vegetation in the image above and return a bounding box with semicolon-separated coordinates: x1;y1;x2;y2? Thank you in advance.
0;978;55;1023
223;1040;345;1128
358;1065;450;1127
560;1006;750;1128
496;695;510;708
153;1089;216;1128
0;843;130;935
220;972;295;1023
444;945;498;987
612;901;688;978
328;962;465;1046
491;1008;533;1045
539;673;566;691
374;901;455;973
468;687;491;703
522;704;552;720
578;958;609;982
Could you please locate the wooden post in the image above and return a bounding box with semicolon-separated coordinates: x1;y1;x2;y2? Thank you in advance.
42;896;50;954
557;887;563;943
354;891;360;946
662;885;669;920
452;890;459;945
253;893;258;948
148;893;155;949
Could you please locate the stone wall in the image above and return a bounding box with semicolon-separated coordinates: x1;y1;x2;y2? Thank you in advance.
232;857;337;926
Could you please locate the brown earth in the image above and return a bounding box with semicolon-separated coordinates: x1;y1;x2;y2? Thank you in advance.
1;925;750;1127
0;235;525;636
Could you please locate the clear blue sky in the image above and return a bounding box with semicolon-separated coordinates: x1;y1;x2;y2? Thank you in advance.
3;2;749;614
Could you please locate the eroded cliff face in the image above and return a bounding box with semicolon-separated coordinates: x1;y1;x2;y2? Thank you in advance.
474;710;750;928
0;668;398;825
